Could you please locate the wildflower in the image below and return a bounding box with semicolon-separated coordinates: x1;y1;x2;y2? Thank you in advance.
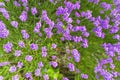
0;76;3;80
43;74;49;80
3;42;13;53
30;43;38;50
25;72;33;80
19;11;27;22
13;1;20;7
82;32;90;37
52;55;57;60
110;63;115;69
0;8;9;20
17;62;23;68
14;50;21;57
50;61;58;68
76;19;80;24
0;21;9;38
11;21;18;28
12;74;19;80
116;56;120;61
81;39;88;48
52;43;57;49
72;49;80;62
0;2;5;6
9;65;17;73
75;12;80;17
100;2;111;10
34;68;41;76
38;61;44;68
18;41;25;48
62;77;69;80
81;74;88;79
25;55;33;62
0;62;10;67
21;30;29;39
74;1;80;10
31;7;37;15
68;63;75;71
34;21;41;33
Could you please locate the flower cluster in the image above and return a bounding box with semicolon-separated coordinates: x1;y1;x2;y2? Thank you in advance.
1;0;120;80
0;21;9;38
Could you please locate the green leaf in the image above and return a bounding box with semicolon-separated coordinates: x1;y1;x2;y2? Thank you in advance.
53;72;59;79
47;68;54;77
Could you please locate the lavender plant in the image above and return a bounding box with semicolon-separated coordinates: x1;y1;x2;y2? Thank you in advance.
0;0;120;80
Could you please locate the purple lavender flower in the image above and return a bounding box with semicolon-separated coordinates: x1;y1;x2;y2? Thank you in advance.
0;8;9;20
88;0;100;4
0;28;9;38
72;49;80;62
30;43;38;50
11;21;18;28
25;55;33;62
38;33;42;37
85;10;92;19
41;46;47;57
100;2;111;10
64;1;74;13
0;62;10;67
110;63;115;69
13;1;20;7
14;50;21;57
31;7;37;15
113;0;120;5
43;74;49;80
50;61;58;68
34;68;41;76
52;43;57;49
116;56;120;61
0;2;5;6
82;32;90;37
74;1;80;10
9;65;17;73
21;0;28;3
75;12;80;17
81;39;88;48
17;61;23;68
42;10;48;21
21;30;29;39
109;26;119;34
38;61;44;68
44;28;53;38
76;19;80;24
19;11;27;22
25;6;29;11
113;34;120;40
21;0;28;7
0;21;9;38
25;72;33;80
56;6;66;16
62;77;69;80
18;41;25;48
42;52;47;57
81;11;86;17
0;76;3;80
34;21;41;33
81;74;88;79
12;74;19;80
68;63;75;71
52;55;57;60
3;42;13;53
